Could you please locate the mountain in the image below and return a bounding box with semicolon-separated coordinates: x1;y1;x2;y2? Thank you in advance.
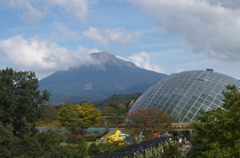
93;93;142;110
38;52;168;104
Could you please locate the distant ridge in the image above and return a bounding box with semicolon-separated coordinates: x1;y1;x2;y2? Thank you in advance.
39;52;168;104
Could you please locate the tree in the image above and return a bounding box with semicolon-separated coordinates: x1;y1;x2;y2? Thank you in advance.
0;68;49;137
126;107;174;140
161;141;186;158
58;102;101;134
190;84;240;157
0;122;13;157
102;102;129;127
41;104;59;124
76;137;88;158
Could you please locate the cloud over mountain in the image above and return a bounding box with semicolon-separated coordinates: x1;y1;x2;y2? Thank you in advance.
126;52;165;73
0;36;99;79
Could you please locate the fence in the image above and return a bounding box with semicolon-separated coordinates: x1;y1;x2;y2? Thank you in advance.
91;137;174;158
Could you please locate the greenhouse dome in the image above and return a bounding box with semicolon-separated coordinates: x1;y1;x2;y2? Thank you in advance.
129;69;240;123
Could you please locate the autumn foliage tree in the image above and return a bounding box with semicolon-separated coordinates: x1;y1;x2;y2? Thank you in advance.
126;107;174;140
58;102;101;134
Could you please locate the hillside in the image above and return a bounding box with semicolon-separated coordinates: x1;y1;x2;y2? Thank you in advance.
39;52;168;104
93;93;142;110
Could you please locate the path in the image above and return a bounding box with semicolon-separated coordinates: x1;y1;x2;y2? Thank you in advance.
178;141;192;155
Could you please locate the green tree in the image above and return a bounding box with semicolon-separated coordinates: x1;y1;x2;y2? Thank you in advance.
190;123;229;158
37;130;64;151
0;122;13;157
191;84;240;157
126;107;174;140
58;102;101;134
0;68;49;137
76;137;88;158
102;102;129;127
161;141;186;158
41;104;59;123
88;141;127;156
88;143;99;156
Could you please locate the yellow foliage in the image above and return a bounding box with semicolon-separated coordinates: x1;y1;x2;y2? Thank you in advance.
58;101;101;129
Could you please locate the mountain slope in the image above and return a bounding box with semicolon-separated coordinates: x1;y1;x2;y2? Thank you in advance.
39;52;168;104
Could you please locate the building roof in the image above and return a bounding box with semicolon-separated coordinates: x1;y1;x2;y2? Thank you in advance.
129;69;240;123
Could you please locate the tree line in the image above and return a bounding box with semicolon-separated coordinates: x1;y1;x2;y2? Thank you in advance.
0;68;141;157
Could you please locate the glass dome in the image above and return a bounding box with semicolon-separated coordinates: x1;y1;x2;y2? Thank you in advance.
129;69;240;123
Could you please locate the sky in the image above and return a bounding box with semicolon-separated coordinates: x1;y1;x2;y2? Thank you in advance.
1;0;240;80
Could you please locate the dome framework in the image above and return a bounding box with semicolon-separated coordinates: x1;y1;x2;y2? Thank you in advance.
130;69;240;123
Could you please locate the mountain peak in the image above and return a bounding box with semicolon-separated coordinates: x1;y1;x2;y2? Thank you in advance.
91;52;137;68
91;52;115;63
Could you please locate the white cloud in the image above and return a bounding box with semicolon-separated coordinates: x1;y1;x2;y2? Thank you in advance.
6;0;89;23
209;0;240;9
48;0;89;23
53;22;81;41
127;0;240;61
127;52;165;73
8;0;48;22
83;26;141;46
0;35;100;79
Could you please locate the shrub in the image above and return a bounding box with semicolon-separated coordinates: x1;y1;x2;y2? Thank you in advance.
84;135;97;142
88;143;99;156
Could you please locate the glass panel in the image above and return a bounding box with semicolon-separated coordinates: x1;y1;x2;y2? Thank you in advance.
197;97;205;103
203;100;211;106
168;105;175;110
187;112;194;119
180;109;188;116
168;98;174;104
181;97;188;103
216;95;224;101
200;93;208;99
178;102;185;108
184;104;192;110
183;117;190;122
204;89;211;95
187;99;195;105
174;106;182;113
210;103;218;109
209;92;217;98
171;111;178;116
201;105;208;111
184;94;192;99
196;112;202;117
213;99;221;105
165;109;172;115
164;102;171;108
193;102;202;109
207;96;214;102
191;107;198;113
191;95;198;100
213;88;220;93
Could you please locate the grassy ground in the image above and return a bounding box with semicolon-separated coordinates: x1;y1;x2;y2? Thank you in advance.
60;142;100;147
60;128;118;147
60;128;134;147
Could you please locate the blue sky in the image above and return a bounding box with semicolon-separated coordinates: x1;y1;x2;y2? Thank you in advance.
1;0;240;79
